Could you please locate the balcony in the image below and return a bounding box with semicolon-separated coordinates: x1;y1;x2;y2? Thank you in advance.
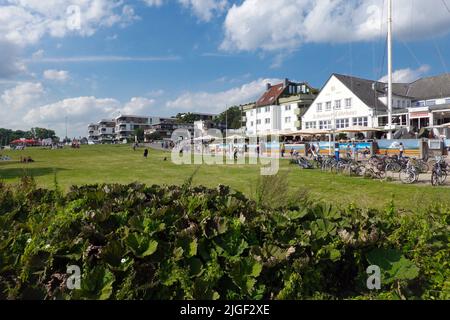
294;121;301;128
294;108;301;116
242;116;247;122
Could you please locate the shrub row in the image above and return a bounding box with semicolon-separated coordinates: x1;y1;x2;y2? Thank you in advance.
0;178;449;300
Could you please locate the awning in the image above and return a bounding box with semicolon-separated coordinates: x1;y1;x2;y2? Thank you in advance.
193;135;218;141
225;134;245;140
435;122;450;128
336;126;381;133
289;129;333;136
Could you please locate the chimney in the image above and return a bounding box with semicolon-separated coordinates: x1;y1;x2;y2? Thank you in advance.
266;83;271;90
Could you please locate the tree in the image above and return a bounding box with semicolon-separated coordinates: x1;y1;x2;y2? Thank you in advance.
214;106;243;129
175;113;203;124
134;128;145;142
31;127;56;140
147;132;162;141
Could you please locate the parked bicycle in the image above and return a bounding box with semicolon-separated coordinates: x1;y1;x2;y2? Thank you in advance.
399;158;420;184
431;157;448;186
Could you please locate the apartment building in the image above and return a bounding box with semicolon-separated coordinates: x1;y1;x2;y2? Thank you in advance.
144;118;194;141
114;115;167;141
97;120;116;143
302;73;450;138
88;123;99;143
243;79;318;135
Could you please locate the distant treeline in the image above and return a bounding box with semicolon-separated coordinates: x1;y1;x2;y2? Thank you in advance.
0;127;58;146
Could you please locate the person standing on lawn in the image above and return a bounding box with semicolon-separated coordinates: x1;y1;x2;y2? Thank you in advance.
143;149;149;159
233;146;238;161
399;142;405;158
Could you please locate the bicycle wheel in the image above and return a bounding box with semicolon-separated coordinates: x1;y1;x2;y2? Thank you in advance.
356;165;366;177
431;172;440;186
365;168;375;179
418;162;430;174
433;170;447;186
400;170;415;184
386;162;401;173
441;170;448;184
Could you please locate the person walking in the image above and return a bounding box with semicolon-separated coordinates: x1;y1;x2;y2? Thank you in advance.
281;143;286;158
346;144;352;159
233;146;238;161
334;143;340;161
399;142;405;158
143;148;149;159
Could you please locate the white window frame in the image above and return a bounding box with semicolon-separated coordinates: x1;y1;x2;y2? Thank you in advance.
285;105;291;111
334;100;341;110
265;118;271;124
305;121;317;129
317;103;323;112
352;117;368;127
335;118;350;129
325;101;332;111
319;120;332;130
345;98;352;109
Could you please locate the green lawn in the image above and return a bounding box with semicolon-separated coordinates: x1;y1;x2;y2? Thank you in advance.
1;144;449;210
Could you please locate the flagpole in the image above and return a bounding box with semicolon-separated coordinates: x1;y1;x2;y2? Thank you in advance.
387;0;393;139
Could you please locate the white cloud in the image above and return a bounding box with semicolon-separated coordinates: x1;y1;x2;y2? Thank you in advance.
122;97;156;115
24;96;119;124
43;69;70;82
178;0;228;22
379;65;431;83
0;40;27;78
142;0;228;21
31;49;45;60
26;55;181;63
142;0;165;7
1;82;44;110
221;0;450;52
0;0;139;46
0;1;139;79
166;78;281;113
12;95;156;137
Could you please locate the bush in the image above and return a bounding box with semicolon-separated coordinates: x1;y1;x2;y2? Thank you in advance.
0;181;448;300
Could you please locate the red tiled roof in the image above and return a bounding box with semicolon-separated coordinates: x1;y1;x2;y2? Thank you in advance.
256;83;285;107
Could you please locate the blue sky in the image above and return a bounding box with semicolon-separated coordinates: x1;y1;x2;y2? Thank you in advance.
1;0;450;137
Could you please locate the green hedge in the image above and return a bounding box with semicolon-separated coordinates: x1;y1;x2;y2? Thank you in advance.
0;179;448;300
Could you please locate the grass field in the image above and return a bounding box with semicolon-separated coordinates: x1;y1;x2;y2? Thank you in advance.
1;144;449;210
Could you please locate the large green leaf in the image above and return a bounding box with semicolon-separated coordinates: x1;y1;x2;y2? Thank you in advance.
125;233;158;258
230;258;262;293
367;248;419;284
310;219;337;239
76;266;115;300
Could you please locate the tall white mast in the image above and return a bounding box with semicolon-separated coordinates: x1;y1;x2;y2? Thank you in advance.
387;0;393;139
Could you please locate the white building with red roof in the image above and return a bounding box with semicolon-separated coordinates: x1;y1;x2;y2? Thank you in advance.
243;79;318;135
